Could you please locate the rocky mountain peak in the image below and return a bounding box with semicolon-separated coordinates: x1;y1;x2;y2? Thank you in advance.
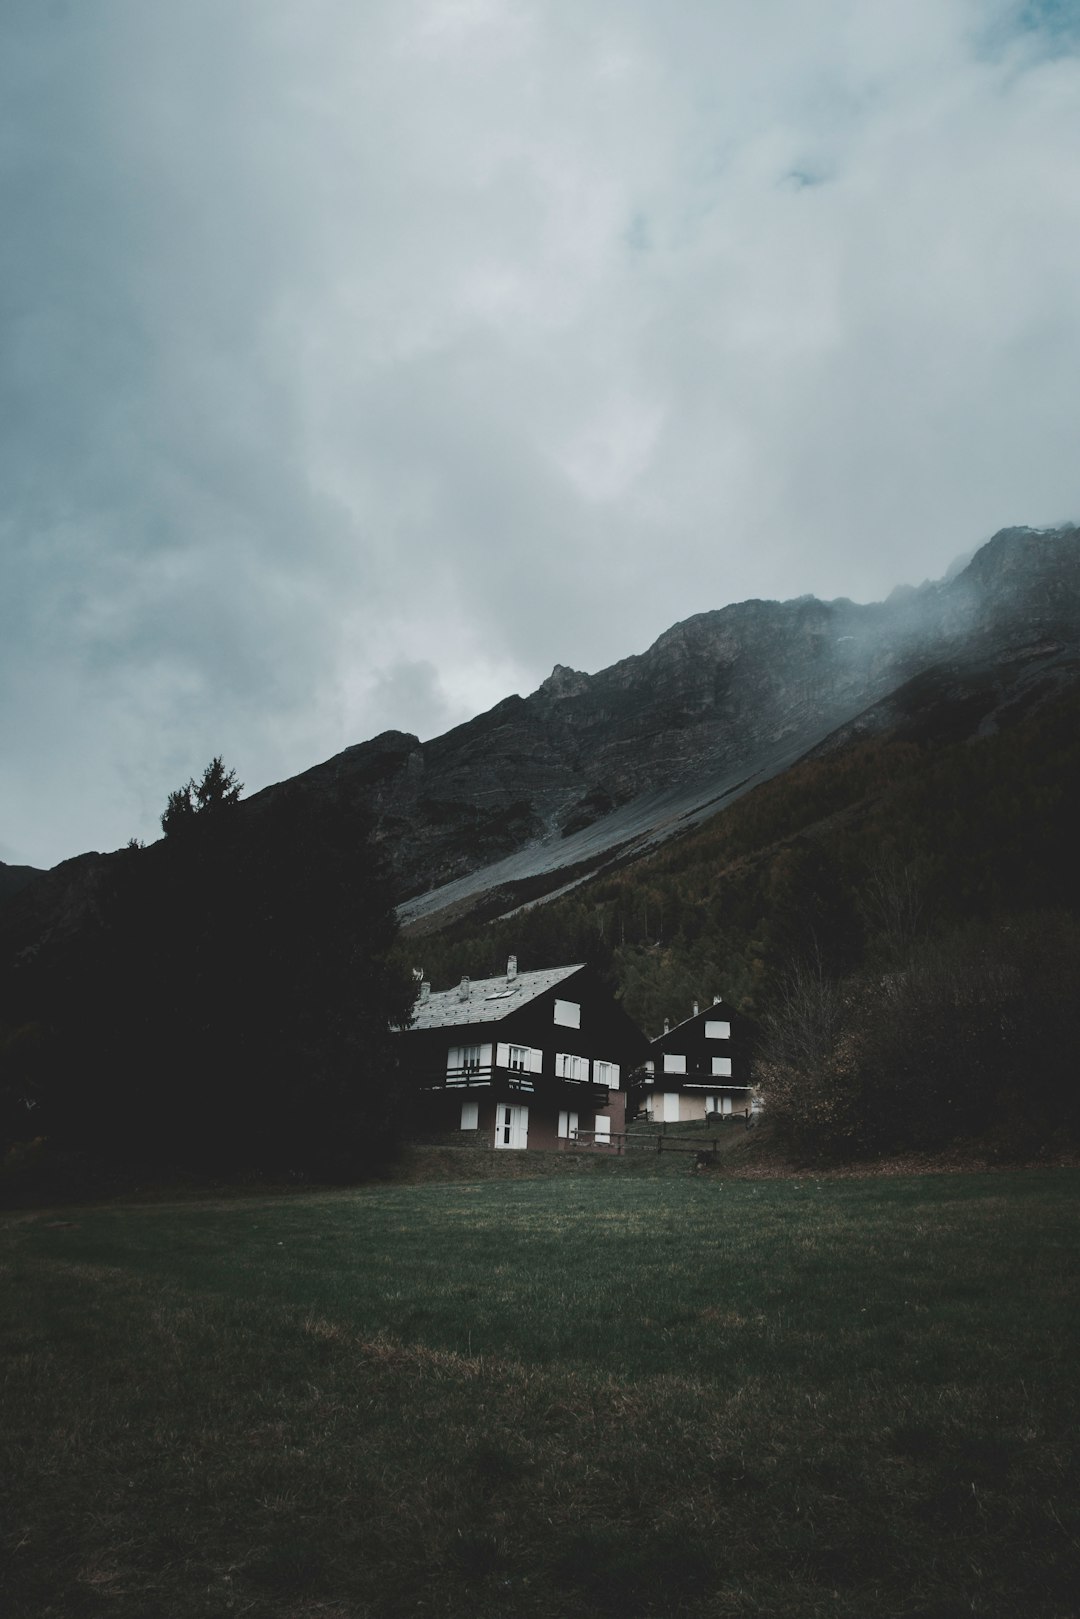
212;523;1080;924
538;663;590;700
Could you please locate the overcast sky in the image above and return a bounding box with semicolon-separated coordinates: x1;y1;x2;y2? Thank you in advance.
2;0;1078;868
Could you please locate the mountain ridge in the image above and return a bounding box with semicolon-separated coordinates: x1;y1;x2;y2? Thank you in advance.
246;523;1080;926
4;524;1078;947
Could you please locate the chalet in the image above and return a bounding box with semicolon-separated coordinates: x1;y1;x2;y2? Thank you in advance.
399;957;648;1150
635;997;758;1123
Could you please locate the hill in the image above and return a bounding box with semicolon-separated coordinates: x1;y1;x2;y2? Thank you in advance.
0;860;44;905
252;523;1080;930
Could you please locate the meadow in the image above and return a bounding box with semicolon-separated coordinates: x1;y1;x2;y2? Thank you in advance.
1;1166;1077;1618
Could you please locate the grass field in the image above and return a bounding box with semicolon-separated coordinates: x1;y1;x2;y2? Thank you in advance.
1;1166;1077;1617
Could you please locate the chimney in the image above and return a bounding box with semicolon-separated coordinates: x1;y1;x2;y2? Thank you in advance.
713;994;722;1005
506;954;518;981
663;1017;670;1035
458;975;470;1001
419;981;430;1002
692;1001;699;1019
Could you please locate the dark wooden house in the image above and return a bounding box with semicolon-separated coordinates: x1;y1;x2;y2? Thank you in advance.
635;998;758;1123
399;957;648;1150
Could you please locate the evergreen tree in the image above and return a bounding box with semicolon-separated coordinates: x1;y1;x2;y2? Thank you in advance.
5;775;413;1180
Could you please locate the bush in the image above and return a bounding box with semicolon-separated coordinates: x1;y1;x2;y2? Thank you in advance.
758;912;1080;1158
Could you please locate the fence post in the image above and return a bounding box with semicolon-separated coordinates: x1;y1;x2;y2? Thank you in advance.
657;1135;663;1156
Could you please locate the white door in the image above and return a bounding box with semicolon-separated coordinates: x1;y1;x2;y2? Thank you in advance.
721;1095;733;1116
663;1092;681;1123
494;1103;529;1149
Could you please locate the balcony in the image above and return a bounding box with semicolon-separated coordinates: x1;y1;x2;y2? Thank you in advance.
421;1062;610;1102
630;1065;750;1094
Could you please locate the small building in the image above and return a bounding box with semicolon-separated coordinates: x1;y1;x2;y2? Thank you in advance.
399;957;647;1151
635;997;758;1123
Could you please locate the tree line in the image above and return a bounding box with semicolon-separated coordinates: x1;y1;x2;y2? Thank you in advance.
1;761;414;1198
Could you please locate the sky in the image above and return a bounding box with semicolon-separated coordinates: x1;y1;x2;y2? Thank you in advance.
2;0;1079;869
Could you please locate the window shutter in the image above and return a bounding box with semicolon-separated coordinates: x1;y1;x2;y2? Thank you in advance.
609;1063;620;1086
530;1047;543;1073
496;1042;510;1068
447;1046;461;1073
479;1043;493;1068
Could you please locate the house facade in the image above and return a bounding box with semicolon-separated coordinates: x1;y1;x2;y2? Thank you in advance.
635;998;758;1123
399;958;647;1151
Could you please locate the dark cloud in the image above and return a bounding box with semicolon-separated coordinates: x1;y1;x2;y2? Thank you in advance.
1;0;1078;865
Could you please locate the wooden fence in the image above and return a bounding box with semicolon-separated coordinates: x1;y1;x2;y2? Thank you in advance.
569;1128;731;1160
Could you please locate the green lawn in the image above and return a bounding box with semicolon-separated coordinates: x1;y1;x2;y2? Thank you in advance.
1;1169;1077;1617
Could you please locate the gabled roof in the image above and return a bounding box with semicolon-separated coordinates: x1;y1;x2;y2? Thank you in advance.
409;963;586;1030
647;1001;744;1048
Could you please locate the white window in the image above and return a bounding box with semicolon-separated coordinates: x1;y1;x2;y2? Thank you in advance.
593;1060;620;1089
447;1043;491;1078
558;1110;579;1139
705;1020;730;1040
495;1042;543;1074
594;1115;611;1144
663;1053;686;1075
460;1101;479;1130
557;1052;588;1082
554;999;581;1028
712;1056;733;1077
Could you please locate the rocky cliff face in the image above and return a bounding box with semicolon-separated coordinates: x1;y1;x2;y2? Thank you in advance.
249;524;1080;923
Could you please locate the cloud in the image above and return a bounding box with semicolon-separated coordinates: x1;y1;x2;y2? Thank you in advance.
1;0;1078;865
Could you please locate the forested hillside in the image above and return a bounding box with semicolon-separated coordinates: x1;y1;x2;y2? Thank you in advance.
401;686;1080;1156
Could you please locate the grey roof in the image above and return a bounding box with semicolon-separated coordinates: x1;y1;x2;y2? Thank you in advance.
408;963;585;1030
649;1001;728;1046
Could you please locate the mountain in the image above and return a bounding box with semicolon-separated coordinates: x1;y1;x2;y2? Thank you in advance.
5;521;1079;1169
0;862;45;906
4;524;1078;958
250;523;1080;930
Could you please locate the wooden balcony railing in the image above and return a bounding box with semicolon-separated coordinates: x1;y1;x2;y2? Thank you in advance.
422;1063;610;1098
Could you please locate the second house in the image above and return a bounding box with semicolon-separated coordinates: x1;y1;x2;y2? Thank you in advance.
636;998;758;1122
